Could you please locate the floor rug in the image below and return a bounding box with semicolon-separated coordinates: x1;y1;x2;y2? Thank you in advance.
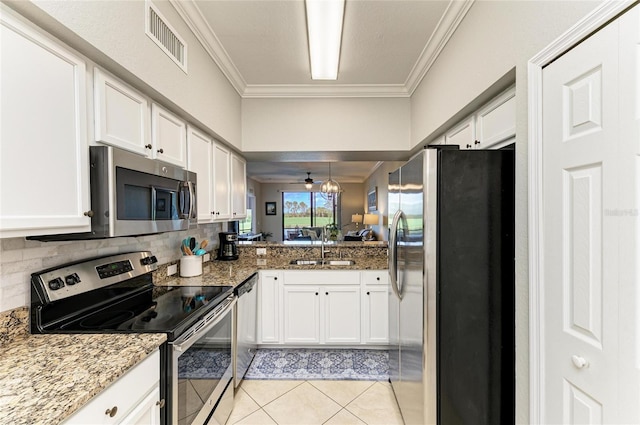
244;348;389;381
178;349;230;379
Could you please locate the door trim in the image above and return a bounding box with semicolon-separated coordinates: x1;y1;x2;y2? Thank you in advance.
527;1;636;423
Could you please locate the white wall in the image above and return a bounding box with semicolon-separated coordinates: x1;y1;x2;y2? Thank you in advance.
242;97;411;152
6;0;242;149
409;1;604;423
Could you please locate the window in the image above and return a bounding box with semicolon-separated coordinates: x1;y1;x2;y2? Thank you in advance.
282;192;339;240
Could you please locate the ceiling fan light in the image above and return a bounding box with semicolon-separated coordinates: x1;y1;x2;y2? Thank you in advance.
305;0;345;80
304;171;314;189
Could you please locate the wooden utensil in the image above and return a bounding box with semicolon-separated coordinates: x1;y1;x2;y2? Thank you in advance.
200;239;208;249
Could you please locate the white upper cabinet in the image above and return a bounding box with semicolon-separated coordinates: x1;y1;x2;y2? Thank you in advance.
151;103;187;167
475;88;516;149
186;126;214;223
445;116;476;150
442;86;516;150
212;142;232;220
231;153;247;219
0;9;91;238
94;68;150;156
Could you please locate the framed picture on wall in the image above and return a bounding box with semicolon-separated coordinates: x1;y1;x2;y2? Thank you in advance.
367;187;378;211
265;201;277;215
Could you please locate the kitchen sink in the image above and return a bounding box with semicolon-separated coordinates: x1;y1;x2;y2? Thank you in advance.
289;259;356;266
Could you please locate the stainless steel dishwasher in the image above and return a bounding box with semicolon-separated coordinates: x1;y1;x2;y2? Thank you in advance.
234;273;258;388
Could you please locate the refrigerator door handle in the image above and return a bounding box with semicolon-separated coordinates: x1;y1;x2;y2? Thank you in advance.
389;209;404;300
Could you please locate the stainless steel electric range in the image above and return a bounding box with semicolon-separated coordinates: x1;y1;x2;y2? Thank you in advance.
30;251;236;425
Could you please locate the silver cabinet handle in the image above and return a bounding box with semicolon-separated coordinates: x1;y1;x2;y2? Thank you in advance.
571;355;588;369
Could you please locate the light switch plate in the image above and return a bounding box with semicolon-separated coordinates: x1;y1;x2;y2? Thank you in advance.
167;264;178;276
256;248;267;256
203;253;211;262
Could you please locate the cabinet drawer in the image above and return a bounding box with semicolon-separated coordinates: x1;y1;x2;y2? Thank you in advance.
283;270;359;286
64;350;160;424
361;270;389;286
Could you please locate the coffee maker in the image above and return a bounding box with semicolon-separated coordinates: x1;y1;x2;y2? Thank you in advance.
217;232;238;261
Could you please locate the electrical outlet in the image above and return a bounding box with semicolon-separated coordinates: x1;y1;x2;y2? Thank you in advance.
203;253;211;262
167;264;178;276
256;248;267;256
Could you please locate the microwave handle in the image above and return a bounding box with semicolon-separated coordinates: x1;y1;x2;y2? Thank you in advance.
178;181;195;219
150;186;157;221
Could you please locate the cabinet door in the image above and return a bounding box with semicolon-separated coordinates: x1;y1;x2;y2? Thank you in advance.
0;11;91;238
445;116;475;150
363;287;389;344
212;142;231;220
151;103;186;167
119;387;161;425
94;68;150;156
259;271;282;344
283;285;320;344
186;126;213;223
475;87;515;149
361;271;389;344
324;286;361;344
231;153;247;219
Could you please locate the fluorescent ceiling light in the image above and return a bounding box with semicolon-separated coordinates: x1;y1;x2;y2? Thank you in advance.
305;0;345;80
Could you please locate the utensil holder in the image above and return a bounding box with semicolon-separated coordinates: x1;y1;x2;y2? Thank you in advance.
180;255;203;277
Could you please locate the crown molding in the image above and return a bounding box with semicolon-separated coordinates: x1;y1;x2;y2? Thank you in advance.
172;0;473;99
242;84;410;98
169;0;246;95
405;0;474;95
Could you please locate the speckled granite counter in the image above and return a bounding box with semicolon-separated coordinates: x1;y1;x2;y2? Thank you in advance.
0;307;166;425
155;241;388;287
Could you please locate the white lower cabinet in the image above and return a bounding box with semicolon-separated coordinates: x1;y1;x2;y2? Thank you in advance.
64;350;161;425
258;271;282;344
283;285;321;343
258;270;387;346
361;271;389;344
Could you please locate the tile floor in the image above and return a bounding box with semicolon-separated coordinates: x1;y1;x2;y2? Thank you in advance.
228;380;404;425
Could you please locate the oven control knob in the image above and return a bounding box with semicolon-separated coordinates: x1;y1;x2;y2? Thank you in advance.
48;278;64;291
65;273;80;286
140;256;158;266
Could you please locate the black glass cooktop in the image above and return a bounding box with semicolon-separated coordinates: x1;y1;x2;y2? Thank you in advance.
39;278;233;341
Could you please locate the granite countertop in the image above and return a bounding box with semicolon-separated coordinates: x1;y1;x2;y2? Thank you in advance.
0;309;166;425
156;255;388;288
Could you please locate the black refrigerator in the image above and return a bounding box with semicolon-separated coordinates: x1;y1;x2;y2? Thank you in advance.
388;146;515;424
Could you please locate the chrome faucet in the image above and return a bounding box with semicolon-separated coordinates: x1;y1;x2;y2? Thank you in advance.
321;226;330;261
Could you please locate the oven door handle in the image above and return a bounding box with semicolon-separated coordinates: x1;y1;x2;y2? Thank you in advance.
171;296;236;352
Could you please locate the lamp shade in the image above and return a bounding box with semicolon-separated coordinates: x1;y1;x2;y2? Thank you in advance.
351;214;363;223
363;213;378;226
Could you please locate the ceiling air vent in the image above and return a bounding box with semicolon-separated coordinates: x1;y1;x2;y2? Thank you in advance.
145;0;187;73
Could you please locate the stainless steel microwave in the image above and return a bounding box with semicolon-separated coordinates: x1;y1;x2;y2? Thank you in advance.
31;146;197;240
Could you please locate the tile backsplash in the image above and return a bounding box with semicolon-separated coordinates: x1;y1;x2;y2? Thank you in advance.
0;223;222;312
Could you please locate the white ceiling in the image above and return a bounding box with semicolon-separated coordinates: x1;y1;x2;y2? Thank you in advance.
171;0;469;183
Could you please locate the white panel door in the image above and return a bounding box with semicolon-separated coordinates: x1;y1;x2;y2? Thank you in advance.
616;6;640;423
542;19;620;424
323;286;361;344
0;11;90;237
363;286;389;344
186;126;213;223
